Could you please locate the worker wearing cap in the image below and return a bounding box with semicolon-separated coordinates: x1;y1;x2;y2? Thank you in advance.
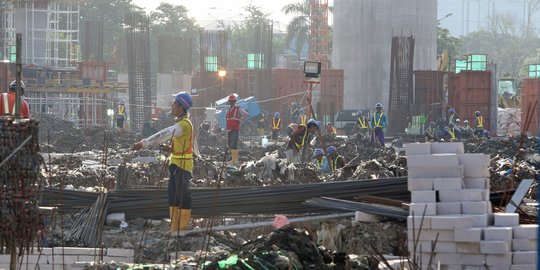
425;121;438;142
355;111;369;139
327;146;345;172
132;91;194;233
370;103;387;147
0;80;30;118
226;93;248;164
448;108;458;125
326;122;337;135
271;112;281;143
473;111;484;137
116;99;127;132
286;119;319;163
312;148;329;173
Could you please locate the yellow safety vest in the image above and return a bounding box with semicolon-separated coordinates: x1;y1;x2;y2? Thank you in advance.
448;128;456;141
476;116;483;128
373;112;384;128
272;118;281;130
357;117;367;128
169;116;193;173
294;128;308;150
299;115;307;126
330;155;342;171
117;105;125;116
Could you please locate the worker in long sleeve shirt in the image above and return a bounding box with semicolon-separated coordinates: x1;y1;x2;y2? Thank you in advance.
132;91;194;233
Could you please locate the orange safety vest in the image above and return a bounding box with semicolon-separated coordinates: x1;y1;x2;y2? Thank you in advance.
170;116;194;173
226;105;242;131
272;117;281;131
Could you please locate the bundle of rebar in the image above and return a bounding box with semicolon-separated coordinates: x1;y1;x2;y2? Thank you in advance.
0;118;42;258
63;192;108;247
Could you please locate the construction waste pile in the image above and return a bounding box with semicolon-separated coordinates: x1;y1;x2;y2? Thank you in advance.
31;115;538;269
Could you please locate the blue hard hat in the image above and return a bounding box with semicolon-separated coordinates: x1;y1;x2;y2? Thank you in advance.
119;99;125;105
444;126;449;131
448;108;455;114
375;103;382;108
475;111;481;116
307;119;319;128
274;112;280;118
172;91;193;110
313;148;324;157
327;146;337;155
357;111;363;116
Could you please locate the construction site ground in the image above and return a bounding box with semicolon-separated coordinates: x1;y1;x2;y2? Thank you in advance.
28;114;540;269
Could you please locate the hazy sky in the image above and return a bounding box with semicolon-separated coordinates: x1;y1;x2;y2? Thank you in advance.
132;0;302;31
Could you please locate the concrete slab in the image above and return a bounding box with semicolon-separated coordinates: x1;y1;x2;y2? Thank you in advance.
464;214;493;227
461;189;488;202
431;142;465;154
485;254;512;266
407;216;431;230
494;213;519;227
512;251;537;265
480;241;510;254
456;242;481;253
433;178;463;190
512;225;538;239
464;178;489;189
408;203;437;216
407;154;459;167
408;165;464;179
462;201;490;215
411;191;437;203
454;228;483;242
483;227;513;241
438;190;463;202
408;178;434;191
512;239;537;251
430;216;473;230
437;202;462;215
405;143;431;156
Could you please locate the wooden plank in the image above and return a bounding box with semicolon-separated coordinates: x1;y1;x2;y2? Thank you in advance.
506;179;534;213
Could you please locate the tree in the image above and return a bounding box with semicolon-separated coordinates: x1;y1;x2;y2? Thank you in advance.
149;3;200;37
437;25;462;60
282;0;310;58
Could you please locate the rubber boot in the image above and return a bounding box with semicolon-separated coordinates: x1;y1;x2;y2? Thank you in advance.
170;207;180;232
169;206;174;220
231;149;239;164
179;209;191;230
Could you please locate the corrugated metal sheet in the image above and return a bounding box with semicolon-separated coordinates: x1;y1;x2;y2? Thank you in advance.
448;70;492;129
413;70;446;122
78;61;107;82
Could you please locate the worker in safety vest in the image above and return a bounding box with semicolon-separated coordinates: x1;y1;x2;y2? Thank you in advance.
271;112;281;143
370;103;387;147
132;91;194;233
0;80;30;118
225;93;248;164
355;111;369;139
448;108;458;125
286;119;319;163
297;108;307;127
327;146;345;172
116;99;127;132
424;121;438;142
473;111;484;137
444;122;457;142
312;148;329;173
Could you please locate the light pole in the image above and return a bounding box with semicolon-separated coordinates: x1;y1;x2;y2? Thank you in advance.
437;13;453;23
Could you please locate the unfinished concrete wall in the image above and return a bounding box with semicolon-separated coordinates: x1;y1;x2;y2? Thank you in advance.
333;0;437;111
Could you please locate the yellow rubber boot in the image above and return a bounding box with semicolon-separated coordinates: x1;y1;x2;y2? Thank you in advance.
170;207;180;232
179;209;191;230
230;149;239;164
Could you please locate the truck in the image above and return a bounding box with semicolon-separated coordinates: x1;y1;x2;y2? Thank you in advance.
212;95;262;135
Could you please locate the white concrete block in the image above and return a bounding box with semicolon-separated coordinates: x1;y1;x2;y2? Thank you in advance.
494;213;519;227
462;201;490;214
464;166;490;178
480;241;510;254
431;216;474;230
437;202;462;215
512;239;537;251
510;265;536;270
485;254;512;266
464;177;489;189
407;154;459;167
433;241;458;253
484;227;513;241
456;242;481;253
464;214;493;227
408;165;464;179
409;229;455;241
512;251;537;265
408;203;436;216
436;253;486;265
405;143;431;156
411;191;437;203
454;228;483;242
52;247;98;255
433;178;463;190
408;178;433;191
407;216;431;230
431;142;465;154
461;189;488;202
106;212;125;225
106;248;134;257
463;266;484;270
355;211;379;222
438;190;463;202
513;225;538;239
47;255;80;264
457;153;490;166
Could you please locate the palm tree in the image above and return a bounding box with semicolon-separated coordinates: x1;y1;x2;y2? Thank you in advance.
282;0;310;59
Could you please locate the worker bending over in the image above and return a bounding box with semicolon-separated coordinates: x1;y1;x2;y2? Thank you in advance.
327;146;345;171
132;92;194;233
312;148;329;173
286;119;319;163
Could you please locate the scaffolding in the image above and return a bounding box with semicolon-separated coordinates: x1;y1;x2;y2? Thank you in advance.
82;20;103;61
0;2;15;62
309;0;329;68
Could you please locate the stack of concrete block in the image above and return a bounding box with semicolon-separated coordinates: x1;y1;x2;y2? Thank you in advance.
405;142;538;270
0;247;134;269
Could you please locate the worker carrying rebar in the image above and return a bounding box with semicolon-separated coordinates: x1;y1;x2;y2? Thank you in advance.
116;99;127;132
327;146;345;171
312;148;329;173
226;93;248;164
473;111;484;137
132;91;194;233
370;103;387;147
286;119;319;163
271;112;281;143
0;80;30;118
